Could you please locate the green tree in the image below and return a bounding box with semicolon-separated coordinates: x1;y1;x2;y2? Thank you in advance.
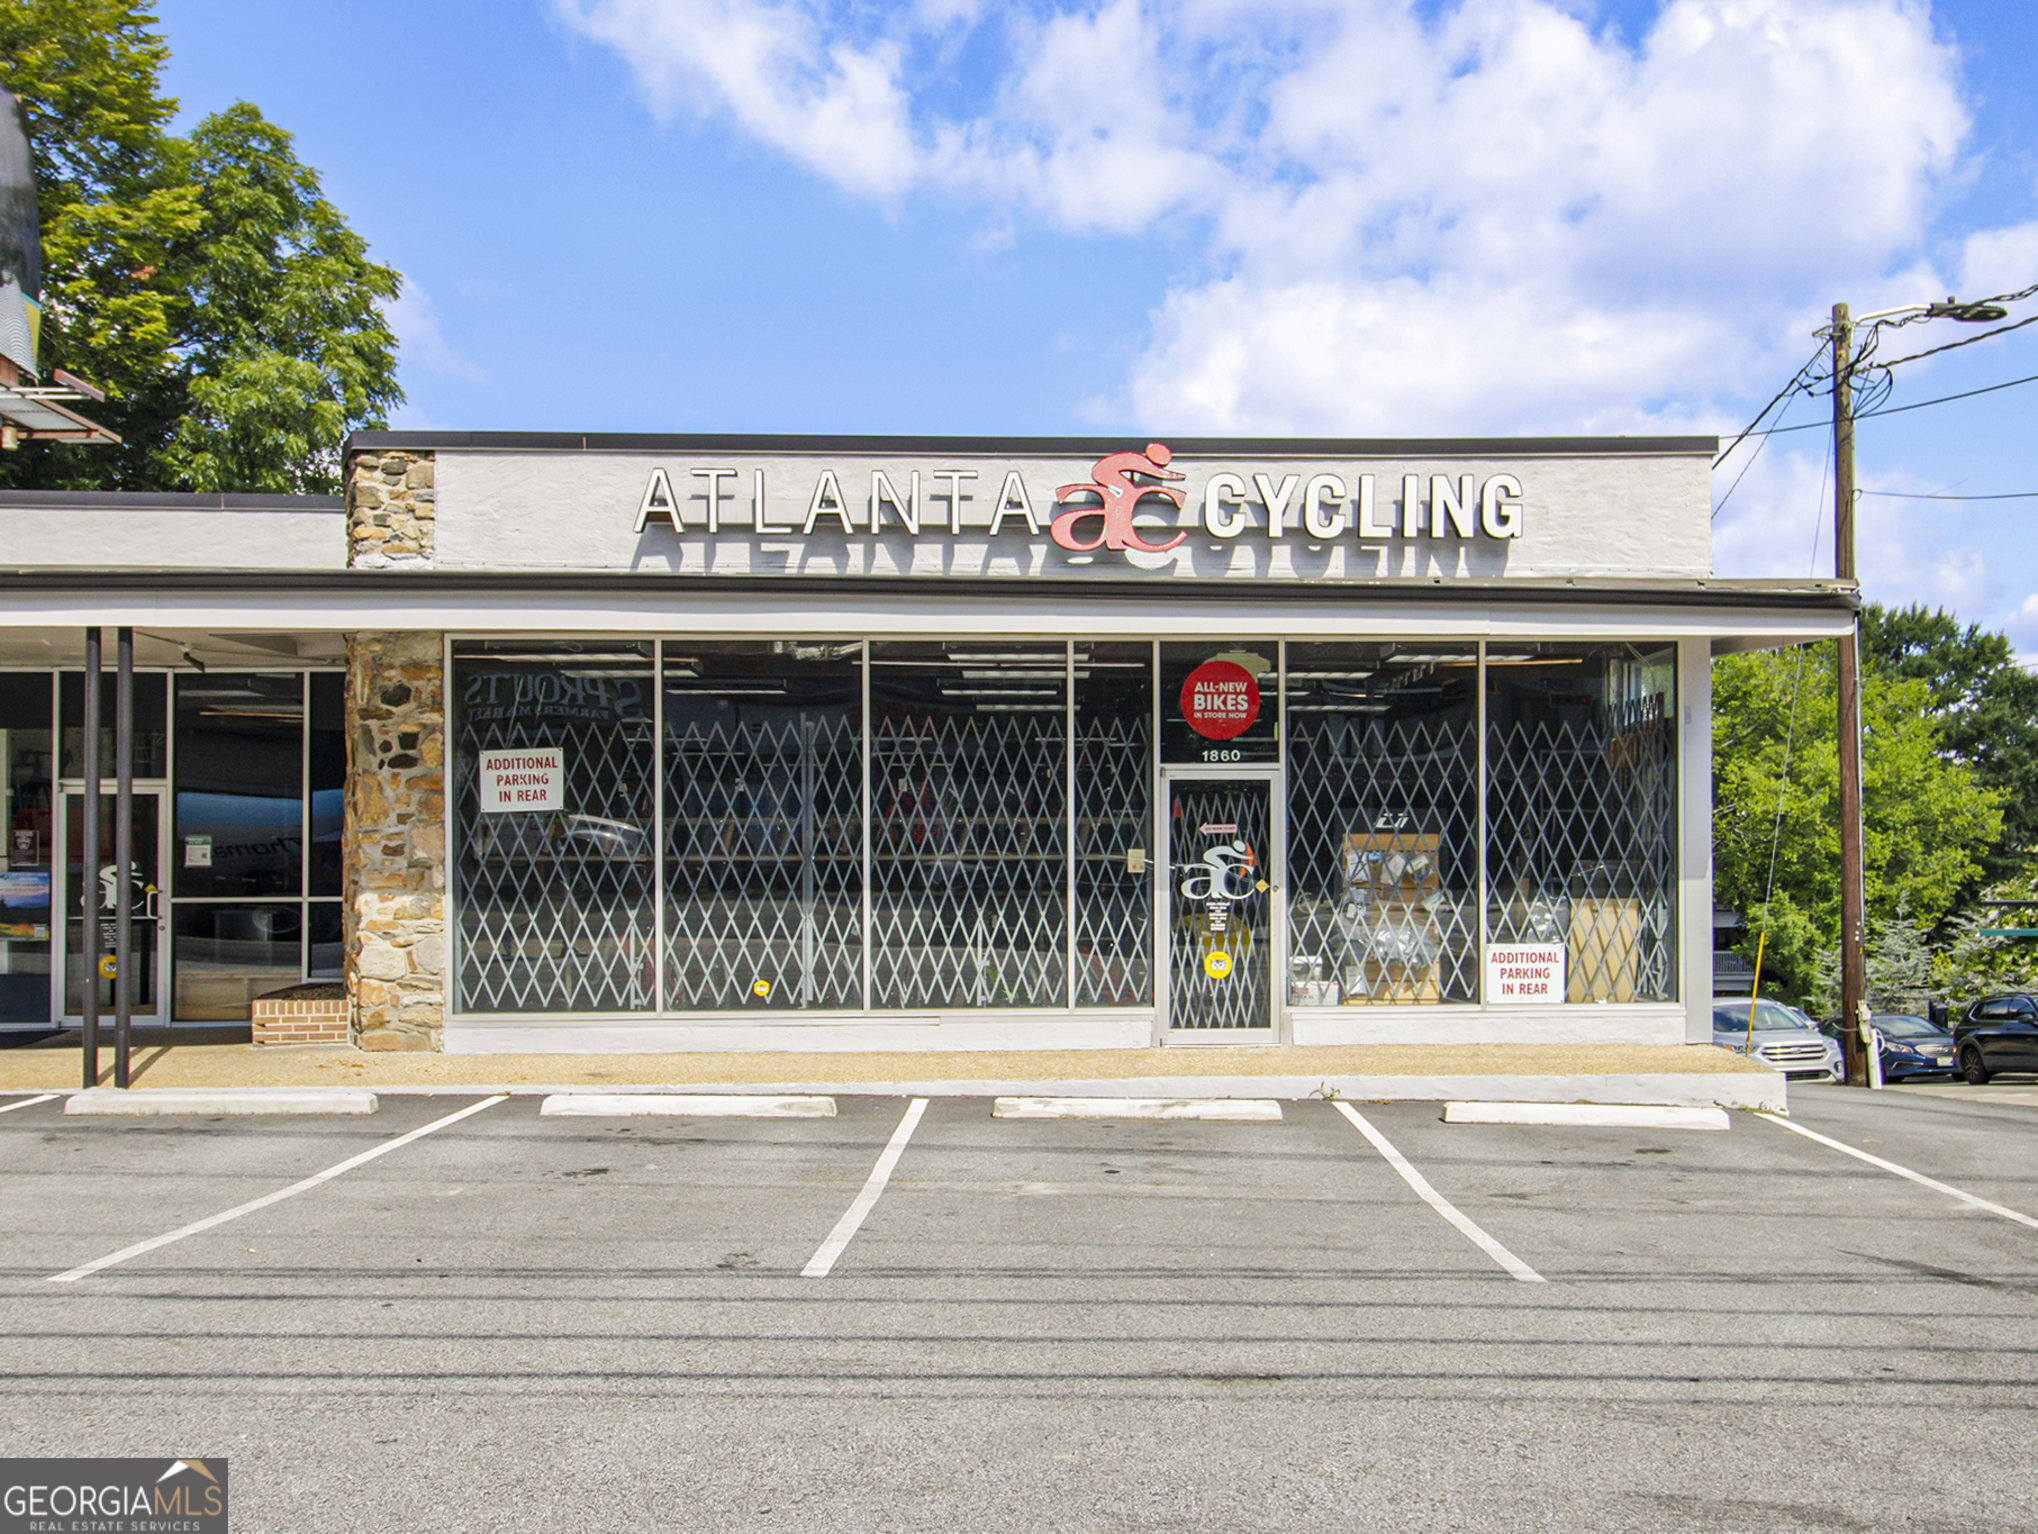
1805;899;1937;1017
0;0;398;491
1862;603;2038;891
1712;643;2003;1005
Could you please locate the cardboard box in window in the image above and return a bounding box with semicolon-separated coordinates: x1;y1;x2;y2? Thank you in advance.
1568;896;1641;1002
1339;829;1442;1005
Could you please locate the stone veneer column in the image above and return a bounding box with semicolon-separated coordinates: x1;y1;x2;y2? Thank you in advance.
344;633;447;1049
347;449;435;567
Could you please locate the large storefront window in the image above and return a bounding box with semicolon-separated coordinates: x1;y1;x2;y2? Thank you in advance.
174;674;304;898
663;641;862;1010
1285;644;1478;1006
870;643;1068;1009
161;672;345;1019
0;674;51;1023
443;637;1683;1021
1485;644;1677;1002
453;642;657;1013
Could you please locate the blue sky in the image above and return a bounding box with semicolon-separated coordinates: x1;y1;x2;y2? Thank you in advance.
156;0;2038;653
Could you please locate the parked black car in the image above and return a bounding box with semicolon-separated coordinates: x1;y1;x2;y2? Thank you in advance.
1848;1013;1958;1080
1953;994;2038;1084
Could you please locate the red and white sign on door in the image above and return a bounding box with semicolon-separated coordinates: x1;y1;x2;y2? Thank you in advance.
479;747;565;813
1180;660;1260;740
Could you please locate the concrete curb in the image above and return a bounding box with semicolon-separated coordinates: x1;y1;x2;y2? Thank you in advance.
356;1071;1785;1112
538;1093;836;1118
1442;1101;1732;1130
993;1096;1283;1121
64;1087;379;1116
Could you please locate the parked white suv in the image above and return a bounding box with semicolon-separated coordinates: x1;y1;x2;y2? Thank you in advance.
1712;999;1844;1082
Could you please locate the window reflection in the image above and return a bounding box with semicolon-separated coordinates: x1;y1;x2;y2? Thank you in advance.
60;671;167;778
173;903;300;1021
174;674;304;898
0;673;51;1022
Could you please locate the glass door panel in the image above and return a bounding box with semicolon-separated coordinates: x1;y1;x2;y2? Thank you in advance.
62;790;165;1020
1166;777;1273;1031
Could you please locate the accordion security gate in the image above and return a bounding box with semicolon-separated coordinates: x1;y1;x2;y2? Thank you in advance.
452;640;1155;1019
449;639;1679;1025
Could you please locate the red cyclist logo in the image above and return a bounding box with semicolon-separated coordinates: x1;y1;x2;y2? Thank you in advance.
1050;442;1188;556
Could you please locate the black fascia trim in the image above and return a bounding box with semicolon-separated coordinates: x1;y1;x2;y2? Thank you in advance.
347;430;1720;458
0;567;1858;611
0;490;343;512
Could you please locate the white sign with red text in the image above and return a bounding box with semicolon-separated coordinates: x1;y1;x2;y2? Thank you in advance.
1485;944;1566;1004
479;747;565;814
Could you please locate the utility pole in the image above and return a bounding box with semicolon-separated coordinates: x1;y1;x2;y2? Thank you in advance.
1831;302;1868;1086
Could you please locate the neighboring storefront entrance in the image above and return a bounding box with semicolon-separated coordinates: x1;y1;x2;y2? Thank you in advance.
57;787;167;1026
1163;772;1277;1036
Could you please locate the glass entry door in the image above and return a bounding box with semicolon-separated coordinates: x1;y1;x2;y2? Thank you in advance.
58;790;167;1023
1165;775;1275;1033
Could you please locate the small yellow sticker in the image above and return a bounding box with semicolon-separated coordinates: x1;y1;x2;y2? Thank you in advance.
1204;949;1232;979
98;956;117;980
751;979;772;999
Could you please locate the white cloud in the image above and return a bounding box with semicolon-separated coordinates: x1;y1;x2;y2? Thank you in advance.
1711;444;2008;616
1712;445;1828;579
387;281;488;385
560;0;1995;433
1960;219;2038;300
2006;593;2038;667
557;0;920;201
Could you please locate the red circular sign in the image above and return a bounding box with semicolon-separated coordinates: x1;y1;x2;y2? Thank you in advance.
1180;660;1260;740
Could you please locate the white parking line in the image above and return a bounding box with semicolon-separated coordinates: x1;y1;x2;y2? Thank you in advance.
1757;1112;2038;1232
0;1093;58;1115
49;1095;509;1283
802;1097;928;1279
1333;1101;1546;1283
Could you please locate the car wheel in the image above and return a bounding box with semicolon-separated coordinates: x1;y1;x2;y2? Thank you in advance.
1960;1047;1992;1086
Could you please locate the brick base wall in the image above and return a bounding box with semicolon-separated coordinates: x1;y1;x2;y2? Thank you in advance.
252;995;351;1046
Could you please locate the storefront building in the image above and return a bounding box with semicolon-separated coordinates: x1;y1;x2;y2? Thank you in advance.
0;434;1852;1052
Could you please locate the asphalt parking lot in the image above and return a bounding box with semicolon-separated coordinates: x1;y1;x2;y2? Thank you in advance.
4;1084;2037;1534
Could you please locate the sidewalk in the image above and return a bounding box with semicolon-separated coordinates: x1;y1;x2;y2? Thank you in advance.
2;1033;1786;1110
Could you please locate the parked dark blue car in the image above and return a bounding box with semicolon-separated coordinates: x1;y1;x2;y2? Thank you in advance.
1817;1012;1959;1081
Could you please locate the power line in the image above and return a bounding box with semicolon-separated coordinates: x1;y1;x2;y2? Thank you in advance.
1710;424;1772;519
1874;311;2038;369
1857;488;2038;501
1733;368;2038;438
1714;347;1825;465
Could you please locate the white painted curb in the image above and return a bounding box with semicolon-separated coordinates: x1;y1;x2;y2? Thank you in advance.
1443;1101;1730;1131
539;1093;836;1118
994;1096;1282;1122
64;1088;379;1116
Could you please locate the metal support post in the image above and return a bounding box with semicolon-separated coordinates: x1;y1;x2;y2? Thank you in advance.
80;629;100;1088
114;627;134;1089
